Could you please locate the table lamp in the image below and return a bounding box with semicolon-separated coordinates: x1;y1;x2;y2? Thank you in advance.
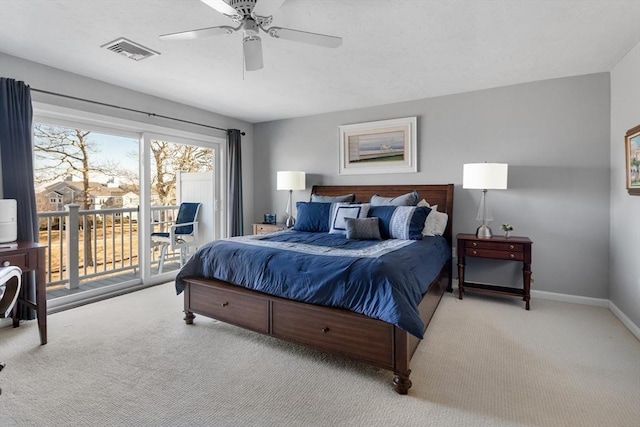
463;163;508;238
277;171;306;228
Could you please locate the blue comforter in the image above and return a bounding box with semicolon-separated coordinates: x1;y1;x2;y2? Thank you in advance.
175;230;450;338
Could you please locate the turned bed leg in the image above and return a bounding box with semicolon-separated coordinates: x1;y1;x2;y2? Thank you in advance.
183;310;195;324
393;370;412;394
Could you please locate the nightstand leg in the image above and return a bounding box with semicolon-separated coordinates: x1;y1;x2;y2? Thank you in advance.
457;257;465;300
523;262;531;310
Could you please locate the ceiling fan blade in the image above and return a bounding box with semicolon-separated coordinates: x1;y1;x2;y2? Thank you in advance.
200;0;242;20
244;36;264;71
267;27;342;48
252;0;286;19
159;26;236;40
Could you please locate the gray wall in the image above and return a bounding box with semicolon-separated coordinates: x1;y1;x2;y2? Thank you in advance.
255;73;611;299
3;51;632;323
610;42;640;329
0;52;256;233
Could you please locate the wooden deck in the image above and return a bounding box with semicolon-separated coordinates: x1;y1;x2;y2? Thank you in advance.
45;262;181;300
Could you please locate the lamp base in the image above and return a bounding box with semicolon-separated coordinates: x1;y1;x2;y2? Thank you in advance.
476;224;493;239
285;215;295;228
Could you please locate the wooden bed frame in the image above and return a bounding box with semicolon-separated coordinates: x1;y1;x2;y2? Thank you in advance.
181;184;454;394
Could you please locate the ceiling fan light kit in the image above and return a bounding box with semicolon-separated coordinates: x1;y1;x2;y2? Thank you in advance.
243;35;263;71
160;0;342;71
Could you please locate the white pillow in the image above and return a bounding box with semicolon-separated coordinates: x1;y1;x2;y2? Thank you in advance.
418;199;448;236
329;203;370;234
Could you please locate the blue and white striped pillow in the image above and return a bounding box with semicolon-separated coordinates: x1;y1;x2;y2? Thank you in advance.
368;205;431;240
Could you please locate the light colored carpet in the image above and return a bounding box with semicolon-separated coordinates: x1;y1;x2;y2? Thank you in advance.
1;283;639;427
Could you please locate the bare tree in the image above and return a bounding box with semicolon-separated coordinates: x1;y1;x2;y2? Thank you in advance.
33;125;116;267
150;140;213;206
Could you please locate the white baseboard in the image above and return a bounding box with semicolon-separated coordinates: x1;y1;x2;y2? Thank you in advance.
531;289;609;307
608;300;640;341
456;284;638;340
530;290;639;340
453;278;611;308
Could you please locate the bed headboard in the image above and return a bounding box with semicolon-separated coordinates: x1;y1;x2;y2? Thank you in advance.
310;184;454;246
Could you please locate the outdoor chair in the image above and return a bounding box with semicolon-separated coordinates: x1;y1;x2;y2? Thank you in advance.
151;202;201;274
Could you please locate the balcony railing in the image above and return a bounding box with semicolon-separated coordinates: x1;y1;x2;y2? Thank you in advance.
38;204;180;293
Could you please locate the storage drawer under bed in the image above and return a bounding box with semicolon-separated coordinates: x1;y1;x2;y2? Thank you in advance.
188;282;269;334
271;300;394;367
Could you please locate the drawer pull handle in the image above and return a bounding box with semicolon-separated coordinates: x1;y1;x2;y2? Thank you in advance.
509;245;515;250
472;250;477;255
472;242;477;247
321;327;330;334
221;302;229;307
509;253;515;259
2;261;9;267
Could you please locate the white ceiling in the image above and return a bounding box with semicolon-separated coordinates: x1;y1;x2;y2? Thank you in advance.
1;0;639;124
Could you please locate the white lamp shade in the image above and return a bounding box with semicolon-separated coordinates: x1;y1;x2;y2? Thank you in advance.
463;163;508;190
277;171;306;190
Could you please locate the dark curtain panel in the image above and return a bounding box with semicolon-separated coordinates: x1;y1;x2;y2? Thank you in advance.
0;78;38;320
227;129;243;237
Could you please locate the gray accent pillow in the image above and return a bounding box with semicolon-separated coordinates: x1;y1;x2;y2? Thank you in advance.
345;217;382;240
311;193;355;203
370;190;418;206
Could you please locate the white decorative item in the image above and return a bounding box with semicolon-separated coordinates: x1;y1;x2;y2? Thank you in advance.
277;171;306;227
0;199;17;243
463;163;508;239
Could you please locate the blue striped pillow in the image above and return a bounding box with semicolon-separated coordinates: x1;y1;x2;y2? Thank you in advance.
368;205;431;240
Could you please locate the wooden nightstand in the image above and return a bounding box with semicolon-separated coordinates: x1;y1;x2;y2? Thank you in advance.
252;223;287;235
457;233;533;310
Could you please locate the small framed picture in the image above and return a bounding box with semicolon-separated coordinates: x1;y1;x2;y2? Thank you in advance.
625;124;640;195
263;213;276;224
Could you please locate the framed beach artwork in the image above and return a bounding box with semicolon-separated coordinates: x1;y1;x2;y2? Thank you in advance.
338;116;417;175
625;124;640;195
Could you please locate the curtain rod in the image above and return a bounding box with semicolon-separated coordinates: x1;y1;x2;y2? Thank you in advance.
30;88;245;136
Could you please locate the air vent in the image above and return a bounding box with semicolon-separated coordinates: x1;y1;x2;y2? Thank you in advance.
101;37;160;61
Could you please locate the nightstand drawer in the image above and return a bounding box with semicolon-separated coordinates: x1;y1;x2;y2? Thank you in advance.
465;240;523;252
253;223;286;234
465;248;524;261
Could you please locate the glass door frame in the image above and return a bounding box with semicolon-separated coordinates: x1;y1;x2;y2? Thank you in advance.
140;132;225;284
33;102;227;300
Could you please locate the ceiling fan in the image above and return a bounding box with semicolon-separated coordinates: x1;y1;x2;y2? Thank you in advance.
159;0;342;71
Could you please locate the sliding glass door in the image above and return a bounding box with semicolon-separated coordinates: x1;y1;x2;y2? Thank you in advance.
32;119;141;302
141;134;223;281
32;114;225;305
